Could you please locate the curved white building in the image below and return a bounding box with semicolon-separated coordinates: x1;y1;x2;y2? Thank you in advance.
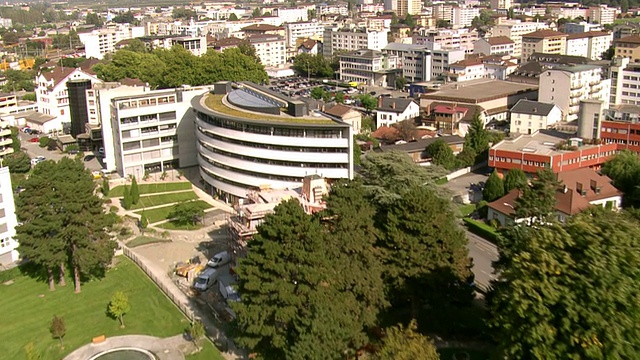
192;82;354;204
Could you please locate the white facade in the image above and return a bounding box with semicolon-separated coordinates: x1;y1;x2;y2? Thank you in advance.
78;24;145;60
35;68;101;129
284;21;325;48
0;167;18;265
413;28;478;54
589;6;617;26
96;85;206;176
316;3;349;16
491;20;550;58
248;35;286;67
377;100;420;127
323;27;389;57
339;50;398;87
490;0;511;10
386;0;422;16
510;102;562;135
448;60;486;82
539;65;610;122
473;37;515;56
565;37;590;58
609;57;640;106
383;43;432;82
452;6;480;28
566;32;612;60
171;36;208;56
273;7;308;23
430;48;466;78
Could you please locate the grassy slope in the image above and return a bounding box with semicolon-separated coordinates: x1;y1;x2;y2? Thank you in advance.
135;200;212;223
0;258;223;360
130;191;199;210
109;182;192;197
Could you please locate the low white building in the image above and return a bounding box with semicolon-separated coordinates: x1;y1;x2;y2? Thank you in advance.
0;166;18;264
509;99;562;135
446;58;486;82
473;36;515;56
376;97;420;128
338;49;397;87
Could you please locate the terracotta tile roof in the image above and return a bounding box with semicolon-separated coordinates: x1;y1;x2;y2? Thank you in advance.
241;24;284;32
567;31;611;40
615;35;640;44
211;36;243;48
433;105;469;114
299;38;317;50
79;58;100;74
450;58;484;67
488;168;621;217
324;104;354;117
41;67;76;86
120;77;146;87
486;36;514;46
522;30;567;39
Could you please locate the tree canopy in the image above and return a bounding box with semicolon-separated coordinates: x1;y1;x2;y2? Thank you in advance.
514;168;560;223
483;169;505;202
464;112;489;155
374;320;440;360
427;139;457;170
490;210;640;359
292;53;334;78
503;168;528;193
92;46;268;89
601;150;640;206
15;158;116;292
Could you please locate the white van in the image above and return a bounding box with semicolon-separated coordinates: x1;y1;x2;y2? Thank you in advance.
207;251;230;268
193;268;219;291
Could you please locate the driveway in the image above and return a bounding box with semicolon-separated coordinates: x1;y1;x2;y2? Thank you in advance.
444;169;491;202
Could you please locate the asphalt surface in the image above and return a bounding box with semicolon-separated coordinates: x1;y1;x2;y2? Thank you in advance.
466;230;499;292
19;132;104;171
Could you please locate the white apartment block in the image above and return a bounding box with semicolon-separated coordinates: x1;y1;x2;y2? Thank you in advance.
453;6;480;28
323;27;388;57
589;6;617;26
359;3;386;13
384;0;422;17
96;85;206;176
383;43;432;82
509;99;562;135
539;64;610;122
248;35;286;67
609;57;640;106
551;6;588;20
0;166;18;265
284;21;325;48
338;50;398;87
36;67;101;132
78;24;145;60
490;0;511;10
413;28;478;54
565;31;612;60
432;4;454;22
490;20;550;58
473;36;515;56
447;58;486;82
0;18;12;28
272;7;308;24
316;3;349;16
430;48;466;78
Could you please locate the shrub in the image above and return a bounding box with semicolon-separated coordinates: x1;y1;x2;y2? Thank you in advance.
463;218;498;244
109;205;119;213
38;136;50;148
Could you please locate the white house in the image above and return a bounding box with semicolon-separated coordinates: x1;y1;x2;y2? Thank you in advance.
376;97;420;128
0;166;18;264
509;99;562;135
446;58;486;82
473;36;515;57
35;66;101;133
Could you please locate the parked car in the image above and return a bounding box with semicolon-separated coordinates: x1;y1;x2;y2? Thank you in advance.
29;137;39;143
207;251;230;268
91;170;102;179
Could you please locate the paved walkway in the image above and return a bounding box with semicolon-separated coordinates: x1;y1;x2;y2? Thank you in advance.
63;335;188;360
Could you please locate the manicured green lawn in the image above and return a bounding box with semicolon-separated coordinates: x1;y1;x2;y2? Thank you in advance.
158;221;204;231
459;204;476;217
109;182;192;197
135;200;212;224
130;191;199;210
0;258;224;360
127;235;171;248
187;341;226;360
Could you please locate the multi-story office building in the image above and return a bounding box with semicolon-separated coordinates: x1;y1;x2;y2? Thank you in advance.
491;20;550;58
432;3;454;22
588;6;617;26
338;49;398;87
614;35;640;62
609;57;640;106
520;30;568;61
316;3;349;16
0;166;18;264
35;66;101;133
430;48;466;78
565;31;612;60
78;24;145;60
490;0;511;10
383;43;432;82
322;26;388;57
384;0;422;16
247;34;286;67
538;64;610;122
95;85;205;176
284;21;325;48
192;82;354;204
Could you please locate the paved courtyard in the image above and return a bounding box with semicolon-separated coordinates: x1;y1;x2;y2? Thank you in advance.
63;335;189;360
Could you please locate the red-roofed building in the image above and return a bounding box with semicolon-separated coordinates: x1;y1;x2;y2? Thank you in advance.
432;105;470;133
521;30;568;61
473;36;515;57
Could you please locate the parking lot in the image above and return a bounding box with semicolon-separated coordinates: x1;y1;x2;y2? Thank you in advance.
19;132;104;171
444;169;491;203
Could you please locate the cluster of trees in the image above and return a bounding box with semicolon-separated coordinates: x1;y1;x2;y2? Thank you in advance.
231;151;472;359
121;177;140;210
482;168;528;203
92;45;268;89
292;53;337;79
168;200;206;226
173;7;197;20
15;158;117;293
427;113;499;171
601;150;640;206
2;68;36;92
112;11;139;25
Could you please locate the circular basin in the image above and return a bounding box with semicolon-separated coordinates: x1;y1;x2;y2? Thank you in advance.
88;347;156;360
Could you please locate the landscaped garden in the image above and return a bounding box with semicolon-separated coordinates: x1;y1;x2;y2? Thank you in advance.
134;200;212;224
109;182;192;197
0;258;224;360
129;191;199;210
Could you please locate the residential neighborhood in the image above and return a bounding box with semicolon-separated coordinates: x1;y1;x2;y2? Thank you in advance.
0;0;640;359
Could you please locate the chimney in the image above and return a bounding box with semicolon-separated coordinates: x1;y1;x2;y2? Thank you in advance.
563;184;568;193
391;101;396;109
377;96;383;108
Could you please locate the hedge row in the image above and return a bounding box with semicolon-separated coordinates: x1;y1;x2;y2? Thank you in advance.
463;217;499;244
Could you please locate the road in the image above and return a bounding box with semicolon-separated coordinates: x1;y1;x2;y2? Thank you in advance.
466;230;499;292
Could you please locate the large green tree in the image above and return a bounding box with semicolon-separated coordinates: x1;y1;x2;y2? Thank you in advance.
16;158;116;293
233;199;373;359
601;150;640;206
427;139;457;170
490;210;640;359
515;168;560;223
292;53;334;78
503;168;528;193
483;169;505;202
169;200;205;226
379;184;473;317
374;320;440;360
464;112;489;155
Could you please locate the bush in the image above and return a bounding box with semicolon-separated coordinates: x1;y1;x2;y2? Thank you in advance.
119;227;131;236
476;200;488;218
109;205;119;213
65;144;79;153
463;218;499;243
38;136;50;148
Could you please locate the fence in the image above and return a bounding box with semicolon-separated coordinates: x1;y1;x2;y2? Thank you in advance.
122;246;196;321
446;161;488;181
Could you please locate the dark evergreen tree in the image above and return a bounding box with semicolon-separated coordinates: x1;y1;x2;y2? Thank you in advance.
122;186;132;210
503;168;528;193
427;139;457;170
464;112;489;154
130;176;140;205
483;169;505;202
515;168;560;223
